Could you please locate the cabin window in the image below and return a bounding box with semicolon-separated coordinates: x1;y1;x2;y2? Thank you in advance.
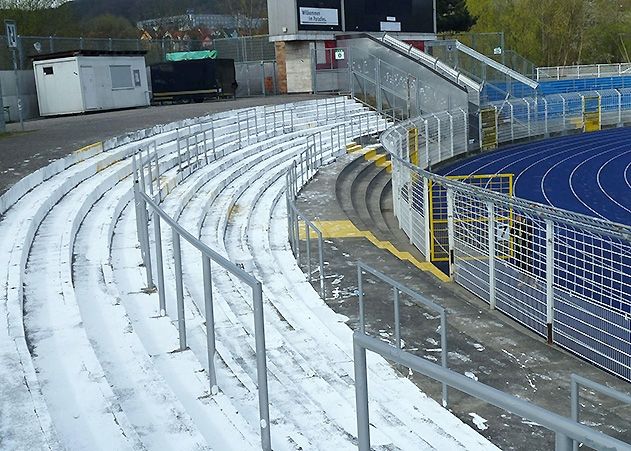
133;69;141;87
110;65;133;89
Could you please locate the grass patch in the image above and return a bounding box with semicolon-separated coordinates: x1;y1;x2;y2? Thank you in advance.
0;130;34;140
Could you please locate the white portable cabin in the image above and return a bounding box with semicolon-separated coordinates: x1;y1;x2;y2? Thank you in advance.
33;50;150;116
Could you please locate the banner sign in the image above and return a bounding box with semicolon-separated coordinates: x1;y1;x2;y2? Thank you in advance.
299;7;339;26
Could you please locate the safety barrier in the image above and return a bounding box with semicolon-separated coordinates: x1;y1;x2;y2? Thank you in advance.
353;332;631;451
382;93;631;383
129;96;363;450
285;112;389;298
537;63;631;81
486;89;631;144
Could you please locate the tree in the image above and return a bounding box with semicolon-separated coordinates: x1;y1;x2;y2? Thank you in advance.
223;0;268;36
81;14;138;39
0;0;79;36
437;0;476;33
465;0;631;66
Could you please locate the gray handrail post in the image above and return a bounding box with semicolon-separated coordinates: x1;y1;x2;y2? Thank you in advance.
252;283;272;451
153;211;166;316
317;229;325;299
202;256;218;392
358;264;365;333
354;332;631;451
570;373;631;451
440;309;448;408
172;229;187;351
393;288;401;349
571;376;579;451
354;337;371;451
131;152;154;290
306;221;312;279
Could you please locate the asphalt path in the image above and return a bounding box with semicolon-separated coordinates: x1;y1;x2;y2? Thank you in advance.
0;94;325;196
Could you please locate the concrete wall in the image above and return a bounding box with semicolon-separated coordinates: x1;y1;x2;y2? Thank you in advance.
0;70;39;122
284;41;313;93
268;0;299;36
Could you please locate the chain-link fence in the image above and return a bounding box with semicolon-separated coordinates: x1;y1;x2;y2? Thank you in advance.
0;34;276;70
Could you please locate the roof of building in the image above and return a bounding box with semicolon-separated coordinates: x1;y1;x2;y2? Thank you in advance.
31;50;147;61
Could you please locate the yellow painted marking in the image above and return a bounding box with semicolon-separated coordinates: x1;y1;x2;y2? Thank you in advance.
363;149;377;160
366;153;386;164
346;143;362;153
299;220;449;282
74;141;103;155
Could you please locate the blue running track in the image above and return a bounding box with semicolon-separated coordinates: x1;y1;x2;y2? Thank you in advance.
438;127;631;226
435;127;631;380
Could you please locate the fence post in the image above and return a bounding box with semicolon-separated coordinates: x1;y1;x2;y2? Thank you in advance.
487;202;496;310
423;177;432;261
617;89;622;127
543;97;549;137
446;188;455;280
434;114;442;162
311;46;317;94
375;59;382;112
424;119;430;169
261;61;266;96
525;99;531;136
448;112;454;157
393;288;401;350
546;220;555;344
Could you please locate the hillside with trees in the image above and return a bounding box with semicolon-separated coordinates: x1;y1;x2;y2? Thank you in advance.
465;0;631;65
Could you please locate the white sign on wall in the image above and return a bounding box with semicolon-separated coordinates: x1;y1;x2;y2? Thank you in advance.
380;21;401;32
334;49;345;60
299;7;339;26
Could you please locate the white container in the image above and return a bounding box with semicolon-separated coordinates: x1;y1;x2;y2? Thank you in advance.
33;51;150;116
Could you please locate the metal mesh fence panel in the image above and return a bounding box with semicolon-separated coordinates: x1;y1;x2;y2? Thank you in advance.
0;34;275;70
382;98;631;382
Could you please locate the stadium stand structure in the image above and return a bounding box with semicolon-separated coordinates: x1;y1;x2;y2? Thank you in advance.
0;97;501;450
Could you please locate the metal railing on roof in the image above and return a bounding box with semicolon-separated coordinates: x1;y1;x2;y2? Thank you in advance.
537;63;631;81
380;34;482;94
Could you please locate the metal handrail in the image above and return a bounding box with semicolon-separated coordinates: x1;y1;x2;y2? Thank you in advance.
356;261;449;406
128;96;355;451
571;374;631;451
537;63;631;81
354;333;631;451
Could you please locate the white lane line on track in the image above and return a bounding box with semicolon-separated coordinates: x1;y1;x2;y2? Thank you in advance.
443;132;607;181
625;161;631;190
595;150;631;215
539;141;623;210
566;143;631;221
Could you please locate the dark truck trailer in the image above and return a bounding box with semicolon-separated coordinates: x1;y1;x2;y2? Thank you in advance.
150;58;237;103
